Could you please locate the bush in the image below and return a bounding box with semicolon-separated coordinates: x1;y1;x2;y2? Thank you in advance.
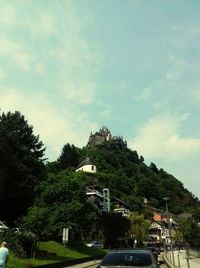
18;231;38;258
0;229;37;258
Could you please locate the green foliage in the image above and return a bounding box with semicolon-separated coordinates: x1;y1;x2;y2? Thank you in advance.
0;229;37;259
176;217;200;247
0;111;45;225
0;230;26;258
38;241;105;259
20;171;99;240
1;111;200;249
129;212;151;246
98;213;130;248
77;142;200;215
57;143;79;170
6;240;106;268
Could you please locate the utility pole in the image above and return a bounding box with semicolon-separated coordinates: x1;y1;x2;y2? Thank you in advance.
163;197;175;266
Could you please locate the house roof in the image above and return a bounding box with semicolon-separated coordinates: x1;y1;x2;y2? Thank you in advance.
77;157;95;168
111;197;130;208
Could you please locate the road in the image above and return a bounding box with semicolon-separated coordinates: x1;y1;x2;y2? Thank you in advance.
66;263;167;268
65;255;167;268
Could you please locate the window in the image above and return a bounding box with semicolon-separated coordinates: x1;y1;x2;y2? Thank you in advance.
101;252;152;267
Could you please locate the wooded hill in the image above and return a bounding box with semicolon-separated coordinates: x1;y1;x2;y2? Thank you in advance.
57;140;200;217
1;110;199;236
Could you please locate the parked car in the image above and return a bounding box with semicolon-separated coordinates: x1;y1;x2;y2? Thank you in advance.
97;248;160;268
85;240;104;248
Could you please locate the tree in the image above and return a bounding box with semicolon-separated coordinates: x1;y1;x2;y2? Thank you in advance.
149;162;159;174
98;213;130;248
177;217;200;247
20;171;99;240
129;212;150;246
0;111;45;225
57;143;79;169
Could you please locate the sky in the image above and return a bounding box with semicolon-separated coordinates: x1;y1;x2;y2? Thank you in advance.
1;0;200;199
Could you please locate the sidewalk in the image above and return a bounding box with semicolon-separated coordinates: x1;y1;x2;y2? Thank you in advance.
164;250;200;268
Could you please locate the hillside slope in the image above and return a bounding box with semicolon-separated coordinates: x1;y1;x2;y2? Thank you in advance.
78;141;199;215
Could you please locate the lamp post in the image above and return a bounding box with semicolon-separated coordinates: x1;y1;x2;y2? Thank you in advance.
163;197;175;266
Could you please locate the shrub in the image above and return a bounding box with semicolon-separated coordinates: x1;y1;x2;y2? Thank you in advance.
0;229;37;258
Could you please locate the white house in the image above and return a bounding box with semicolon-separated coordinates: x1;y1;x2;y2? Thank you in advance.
75;157;97;173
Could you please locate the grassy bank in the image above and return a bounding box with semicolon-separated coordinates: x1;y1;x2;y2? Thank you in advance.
7;241;106;268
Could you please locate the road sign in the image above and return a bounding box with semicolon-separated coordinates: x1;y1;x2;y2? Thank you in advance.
62;228;69;244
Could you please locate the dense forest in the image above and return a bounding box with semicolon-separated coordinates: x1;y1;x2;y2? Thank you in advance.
1;110;200;244
71;141;200;215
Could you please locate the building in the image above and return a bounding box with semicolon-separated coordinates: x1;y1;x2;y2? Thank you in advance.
148;221;167;242
112;197;130;217
76;156;131;215
86;187;110;213
75;157;97;173
87;126;112;147
147;211;177;246
87;126;127;148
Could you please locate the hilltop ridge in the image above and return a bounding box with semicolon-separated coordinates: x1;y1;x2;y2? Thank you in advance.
59;127;200;216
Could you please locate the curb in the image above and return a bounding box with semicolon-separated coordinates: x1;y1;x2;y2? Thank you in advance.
34;256;103;268
66;260;101;268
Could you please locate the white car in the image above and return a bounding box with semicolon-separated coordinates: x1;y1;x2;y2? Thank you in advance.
85;240;104;248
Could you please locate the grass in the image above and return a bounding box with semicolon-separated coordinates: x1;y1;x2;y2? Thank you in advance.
7;241;106;268
7;255;59;268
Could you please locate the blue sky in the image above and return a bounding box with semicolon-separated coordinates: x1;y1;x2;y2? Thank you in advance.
1;0;200;199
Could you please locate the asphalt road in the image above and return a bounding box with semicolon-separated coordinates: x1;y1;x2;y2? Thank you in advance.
69;263;167;268
65;256;167;268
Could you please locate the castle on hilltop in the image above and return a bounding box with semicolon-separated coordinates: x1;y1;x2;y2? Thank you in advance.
87;126;127;147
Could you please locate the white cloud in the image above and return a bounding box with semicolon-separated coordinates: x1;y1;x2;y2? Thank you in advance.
192;88;200;102
61;81;96;105
34;63;46;76
0;88;96;160
0;5;17;27
129;113;200;161
169;24;200;50
26;14;56;37
0;67;6;80
0;37;34;71
38;15;55;36
135;87;152;100
165;58;186;82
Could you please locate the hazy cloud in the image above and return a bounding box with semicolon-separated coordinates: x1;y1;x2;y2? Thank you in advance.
0;88;96;159
135;87;152;100
129;113;200;161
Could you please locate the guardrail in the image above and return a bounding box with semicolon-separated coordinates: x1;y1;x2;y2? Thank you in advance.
189;248;200;258
163;249;200;268
163;252;175;268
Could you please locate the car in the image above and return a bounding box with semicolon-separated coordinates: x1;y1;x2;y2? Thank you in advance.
144;247;159;261
145;243;161;255
97;248;160;268
85;240;104;248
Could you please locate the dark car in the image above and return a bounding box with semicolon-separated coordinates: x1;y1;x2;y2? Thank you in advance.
97;249;159;268
144;247;159;261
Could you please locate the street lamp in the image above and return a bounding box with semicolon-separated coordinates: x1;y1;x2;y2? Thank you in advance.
163;197;175;266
